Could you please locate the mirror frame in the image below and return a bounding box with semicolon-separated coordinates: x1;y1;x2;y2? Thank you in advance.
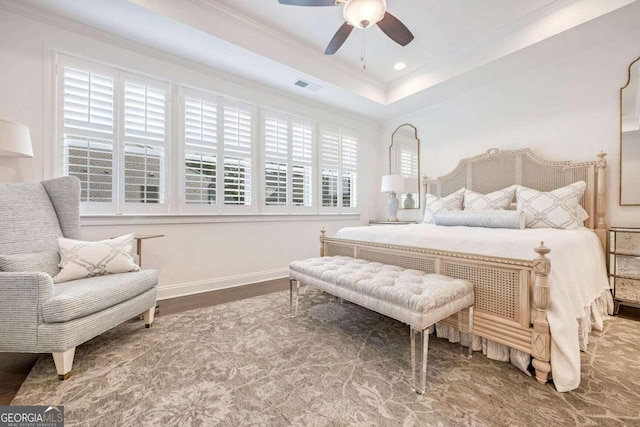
620;55;640;206
390;124;420;209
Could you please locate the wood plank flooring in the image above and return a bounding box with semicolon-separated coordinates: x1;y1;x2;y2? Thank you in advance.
0;278;289;405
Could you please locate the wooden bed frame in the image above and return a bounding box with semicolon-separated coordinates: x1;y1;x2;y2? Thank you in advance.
320;148;607;385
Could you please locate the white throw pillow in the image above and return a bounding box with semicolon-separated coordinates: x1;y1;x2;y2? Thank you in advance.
423;188;465;223
463;185;516;211
53;234;140;283
516;181;587;229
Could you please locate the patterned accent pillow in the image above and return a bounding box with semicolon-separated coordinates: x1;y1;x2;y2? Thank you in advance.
0;251;61;278
516;181;587;229
464;185;516;211
422;188;465;223
53;234;140;283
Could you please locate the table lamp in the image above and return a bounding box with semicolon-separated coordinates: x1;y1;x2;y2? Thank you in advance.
0;119;33;158
381;174;405;221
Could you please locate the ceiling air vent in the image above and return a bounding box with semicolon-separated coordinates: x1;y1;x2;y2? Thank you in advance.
294;79;321;92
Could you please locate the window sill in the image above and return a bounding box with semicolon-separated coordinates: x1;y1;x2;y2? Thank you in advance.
80;212;361;226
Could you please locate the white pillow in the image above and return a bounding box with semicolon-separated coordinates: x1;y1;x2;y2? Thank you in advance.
463;185;516;211
53;234;140;283
423;188;465;223
516;181;587;229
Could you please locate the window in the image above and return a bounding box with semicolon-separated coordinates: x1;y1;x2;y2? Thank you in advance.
319;126;357;211
57;55;170;215
56;54;358;217
180;89;255;214
262;111;314;212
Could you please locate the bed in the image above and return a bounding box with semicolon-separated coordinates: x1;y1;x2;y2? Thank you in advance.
321;148;612;392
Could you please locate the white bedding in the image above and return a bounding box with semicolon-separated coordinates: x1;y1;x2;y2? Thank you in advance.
335;224;613;392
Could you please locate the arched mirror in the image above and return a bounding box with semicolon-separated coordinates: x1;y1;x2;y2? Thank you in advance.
390;124;420;209
620;56;640;205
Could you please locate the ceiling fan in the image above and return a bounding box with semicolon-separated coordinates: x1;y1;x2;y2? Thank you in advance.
278;0;414;55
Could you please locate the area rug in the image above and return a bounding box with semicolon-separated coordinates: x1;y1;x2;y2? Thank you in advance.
12;287;640;426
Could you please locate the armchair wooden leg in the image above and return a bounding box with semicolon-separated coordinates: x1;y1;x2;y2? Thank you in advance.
53;347;75;380
143;306;155;328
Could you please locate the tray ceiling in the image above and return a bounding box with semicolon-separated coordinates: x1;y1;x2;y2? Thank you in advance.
4;0;639;120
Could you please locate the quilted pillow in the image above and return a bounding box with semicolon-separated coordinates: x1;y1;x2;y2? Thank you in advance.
53;234;140;283
434;210;525;229
516;181;587;229
0;251;61;278
464;185;516;211
422;188;465;223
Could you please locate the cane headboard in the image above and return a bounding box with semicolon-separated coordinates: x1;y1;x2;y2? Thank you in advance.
423;148;607;235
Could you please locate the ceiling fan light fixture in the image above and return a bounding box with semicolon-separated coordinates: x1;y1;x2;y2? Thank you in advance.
343;0;386;29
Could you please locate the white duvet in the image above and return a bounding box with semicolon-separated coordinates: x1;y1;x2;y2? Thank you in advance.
335;223;612;392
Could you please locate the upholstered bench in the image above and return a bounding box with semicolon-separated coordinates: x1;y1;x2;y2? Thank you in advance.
289;255;475;394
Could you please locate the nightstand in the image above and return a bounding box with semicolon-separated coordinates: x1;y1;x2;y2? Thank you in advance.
368;220;418;225
608;227;640;314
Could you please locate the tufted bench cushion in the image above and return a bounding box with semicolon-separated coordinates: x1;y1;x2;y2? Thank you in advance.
289;256;474;330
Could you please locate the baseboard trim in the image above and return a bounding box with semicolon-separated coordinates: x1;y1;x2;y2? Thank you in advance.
157;268;289;300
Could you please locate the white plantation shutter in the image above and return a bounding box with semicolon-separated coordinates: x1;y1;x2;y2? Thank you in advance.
399;149;418;177
262;113;314;211
319;126;358;210
291;122;313;207
121;75;169;213
320;126;340;208
183;95;218;207
264;115;288;206
223;103;253;206
56;56;358;217
341;133;358;208
59;57;117;213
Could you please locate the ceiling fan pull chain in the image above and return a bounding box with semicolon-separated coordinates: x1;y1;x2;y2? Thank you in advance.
360;30;366;70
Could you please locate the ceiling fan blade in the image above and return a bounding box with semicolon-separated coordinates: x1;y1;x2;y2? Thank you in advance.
278;0;337;6
377;11;414;46
324;22;353;55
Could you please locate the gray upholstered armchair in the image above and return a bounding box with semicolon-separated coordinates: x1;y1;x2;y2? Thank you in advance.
0;176;157;379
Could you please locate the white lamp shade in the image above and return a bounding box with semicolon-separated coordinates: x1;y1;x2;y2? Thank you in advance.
381;174;405;193
0;119;33;158
343;0;387;29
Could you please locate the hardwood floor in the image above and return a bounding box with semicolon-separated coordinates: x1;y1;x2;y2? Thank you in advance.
0;278;289;405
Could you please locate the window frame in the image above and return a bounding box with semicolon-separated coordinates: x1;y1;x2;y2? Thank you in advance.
318;125;359;214
261;109;316;214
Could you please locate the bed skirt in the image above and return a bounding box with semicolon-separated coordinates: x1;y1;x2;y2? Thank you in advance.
434;290;614;378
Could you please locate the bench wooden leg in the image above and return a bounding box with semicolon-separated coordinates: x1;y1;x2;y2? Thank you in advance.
290;278;300;317
460;305;474;359
410;326;429;394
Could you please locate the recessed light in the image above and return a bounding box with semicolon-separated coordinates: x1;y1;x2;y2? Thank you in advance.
394;62;406;71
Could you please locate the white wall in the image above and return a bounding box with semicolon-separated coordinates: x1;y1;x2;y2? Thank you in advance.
0;9;383;299
384;24;640;228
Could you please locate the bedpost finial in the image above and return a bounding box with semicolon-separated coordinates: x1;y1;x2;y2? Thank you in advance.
597;151;607;167
534;241;550;257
